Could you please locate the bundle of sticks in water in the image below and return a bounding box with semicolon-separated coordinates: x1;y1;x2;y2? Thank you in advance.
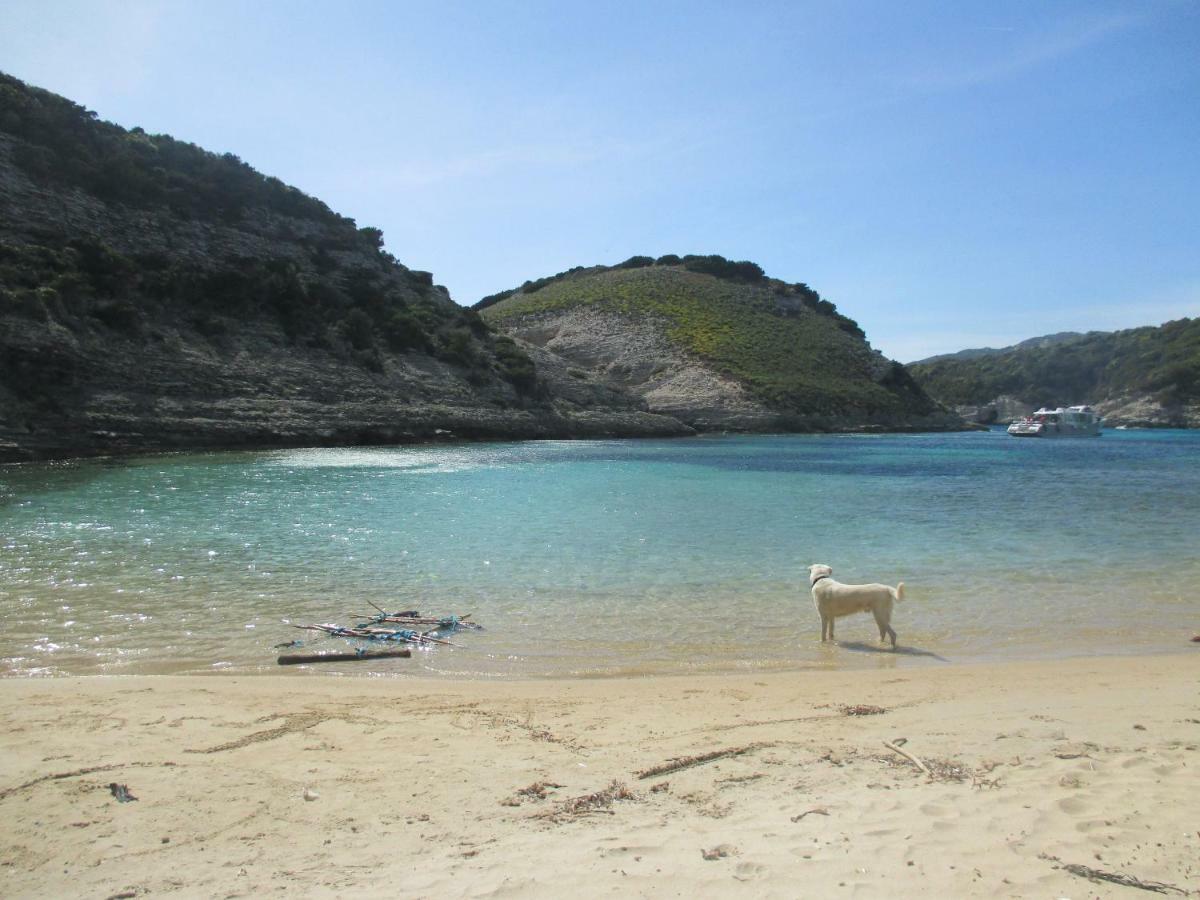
277;608;482;665
355;607;484;632
291;623;456;646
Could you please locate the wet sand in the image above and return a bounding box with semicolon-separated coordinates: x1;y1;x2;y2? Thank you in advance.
1;653;1197;898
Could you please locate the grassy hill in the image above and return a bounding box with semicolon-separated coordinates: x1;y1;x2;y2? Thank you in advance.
908;318;1200;410
477;256;944;425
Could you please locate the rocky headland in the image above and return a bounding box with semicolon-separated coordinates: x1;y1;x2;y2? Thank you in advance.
0;74;689;462
476;258;961;433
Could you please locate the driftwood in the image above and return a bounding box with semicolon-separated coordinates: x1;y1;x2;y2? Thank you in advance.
790;807;829;822
278;649;412;665
882;739;931;776
636;744;764;780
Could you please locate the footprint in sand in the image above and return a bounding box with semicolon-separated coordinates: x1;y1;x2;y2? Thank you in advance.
1119;755;1151;769
1056;795;1090;815
734;861;767;881
918;802;957;819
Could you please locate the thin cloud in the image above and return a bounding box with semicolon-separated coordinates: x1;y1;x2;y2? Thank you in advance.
903;12;1139;92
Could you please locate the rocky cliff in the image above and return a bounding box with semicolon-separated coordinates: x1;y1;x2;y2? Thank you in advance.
0;73;687;461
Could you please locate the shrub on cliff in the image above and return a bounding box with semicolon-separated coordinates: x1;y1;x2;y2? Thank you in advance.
679;254;765;283
616;255;654;269
492;336;537;393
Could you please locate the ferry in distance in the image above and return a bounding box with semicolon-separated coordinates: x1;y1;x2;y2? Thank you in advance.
1007;406;1103;438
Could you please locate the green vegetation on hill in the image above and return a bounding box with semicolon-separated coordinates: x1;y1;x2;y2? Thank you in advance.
0;71;343;226
908;319;1200;407
0;71;535;395
479;262;937;419
475;254;819;317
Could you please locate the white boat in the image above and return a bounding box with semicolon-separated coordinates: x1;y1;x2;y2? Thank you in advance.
1007;405;1103;437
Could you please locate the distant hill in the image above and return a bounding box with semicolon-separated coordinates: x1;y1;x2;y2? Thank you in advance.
476;255;959;432
909;332;1084;366
0;73;686;460
908;319;1200;427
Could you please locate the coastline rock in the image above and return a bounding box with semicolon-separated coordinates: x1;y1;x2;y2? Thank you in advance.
1095;394;1200;429
500;307;779;431
954;395;1035;425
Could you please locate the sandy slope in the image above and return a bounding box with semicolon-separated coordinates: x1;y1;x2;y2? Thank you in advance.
1;654;1197;898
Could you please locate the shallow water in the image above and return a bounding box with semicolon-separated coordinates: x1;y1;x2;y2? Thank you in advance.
2;429;1197;678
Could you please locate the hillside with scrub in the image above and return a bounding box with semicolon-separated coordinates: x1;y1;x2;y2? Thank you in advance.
0;72;687;460
476;256;958;432
908;318;1200;427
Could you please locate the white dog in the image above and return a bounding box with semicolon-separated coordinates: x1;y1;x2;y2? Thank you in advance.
808;564;906;648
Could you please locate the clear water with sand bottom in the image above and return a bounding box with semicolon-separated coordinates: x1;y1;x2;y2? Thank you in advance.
2;429;1197;678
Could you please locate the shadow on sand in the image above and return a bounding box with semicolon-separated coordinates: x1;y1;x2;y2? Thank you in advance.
837;641;950;662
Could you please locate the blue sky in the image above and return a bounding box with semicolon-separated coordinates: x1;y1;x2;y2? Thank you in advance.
2;1;1197;361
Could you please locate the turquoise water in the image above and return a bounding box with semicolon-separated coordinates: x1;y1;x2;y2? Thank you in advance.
2;430;1198;678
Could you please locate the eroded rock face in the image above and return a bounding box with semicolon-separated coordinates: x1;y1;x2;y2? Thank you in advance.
498;307;779;430
0;311;690;461
1096;395;1200;429
954;395;1036;425
490;303;968;433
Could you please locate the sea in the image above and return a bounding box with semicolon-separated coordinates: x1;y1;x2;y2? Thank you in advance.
2;428;1197;679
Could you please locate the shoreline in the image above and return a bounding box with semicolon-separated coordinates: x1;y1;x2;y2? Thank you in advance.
4;639;1196;681
0;421;985;466
3;653;1197;897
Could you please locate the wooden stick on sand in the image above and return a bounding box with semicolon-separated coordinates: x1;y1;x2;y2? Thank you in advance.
883;739;931;776
278;649;412;665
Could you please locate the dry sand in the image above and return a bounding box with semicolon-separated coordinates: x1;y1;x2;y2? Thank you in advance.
1;654;1197;898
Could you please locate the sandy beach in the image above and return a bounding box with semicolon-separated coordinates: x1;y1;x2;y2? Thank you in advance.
1;653;1197;898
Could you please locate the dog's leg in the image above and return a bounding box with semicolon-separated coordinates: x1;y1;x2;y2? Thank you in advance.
820;614;829;642
827;616;835;642
872;608;897;649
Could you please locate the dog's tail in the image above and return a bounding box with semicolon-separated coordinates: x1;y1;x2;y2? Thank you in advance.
894;582;906;602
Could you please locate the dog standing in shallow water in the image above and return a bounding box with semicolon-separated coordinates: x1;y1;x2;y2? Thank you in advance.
808;564;906;648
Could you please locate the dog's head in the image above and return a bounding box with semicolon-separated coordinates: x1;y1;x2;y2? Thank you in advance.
807;563;833;585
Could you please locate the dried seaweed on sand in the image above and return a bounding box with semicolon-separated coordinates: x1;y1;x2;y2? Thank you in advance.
539;781;640;820
635;743;766;780
841;704;888;716
1039;854;1189;895
501;780;563;807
